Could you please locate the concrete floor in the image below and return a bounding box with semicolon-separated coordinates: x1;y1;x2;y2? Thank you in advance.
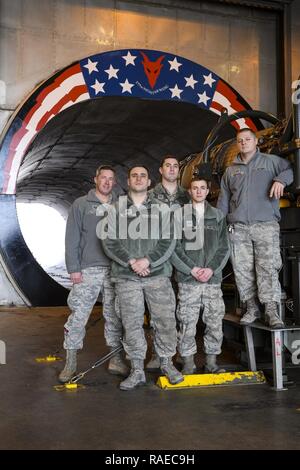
0;307;300;450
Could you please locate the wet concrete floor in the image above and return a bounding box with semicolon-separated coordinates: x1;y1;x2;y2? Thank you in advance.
0;307;300;450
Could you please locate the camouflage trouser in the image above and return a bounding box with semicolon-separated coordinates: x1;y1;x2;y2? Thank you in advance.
229;222;282;303
114;277;177;360
177;283;225;356
64;266;122;350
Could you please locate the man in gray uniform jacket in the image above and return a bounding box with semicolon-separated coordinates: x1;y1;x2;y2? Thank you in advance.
101;165;183;390
217;128;293;328
59;165;127;383
147;155;190;370
172;178;230;374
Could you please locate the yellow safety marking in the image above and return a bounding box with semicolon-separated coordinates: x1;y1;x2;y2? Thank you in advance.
156;371;266;389
35;355;62;363
53;383;85;392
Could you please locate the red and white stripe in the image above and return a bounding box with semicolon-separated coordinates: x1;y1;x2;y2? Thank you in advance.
3;64;88;194
210;81;257;131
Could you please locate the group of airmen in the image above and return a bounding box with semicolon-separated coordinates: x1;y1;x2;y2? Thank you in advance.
59;128;293;391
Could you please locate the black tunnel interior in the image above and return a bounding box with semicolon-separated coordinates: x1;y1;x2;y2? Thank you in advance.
5;96;237;305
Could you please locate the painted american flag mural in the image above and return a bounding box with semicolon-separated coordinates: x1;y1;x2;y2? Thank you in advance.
0;49;258;194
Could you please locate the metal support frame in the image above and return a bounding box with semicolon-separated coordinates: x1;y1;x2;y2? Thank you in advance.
271;330;285;390
243;323;300;391
244;326;257;372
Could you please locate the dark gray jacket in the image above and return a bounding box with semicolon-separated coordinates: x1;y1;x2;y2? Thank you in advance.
65;189;114;273
171;202;230;284
217;150;293;224
101;194;175;280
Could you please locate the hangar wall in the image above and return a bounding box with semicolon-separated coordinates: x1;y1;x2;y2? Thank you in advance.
0;0;291;136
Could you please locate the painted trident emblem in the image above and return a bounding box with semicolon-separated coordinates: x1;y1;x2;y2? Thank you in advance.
140;51;165;89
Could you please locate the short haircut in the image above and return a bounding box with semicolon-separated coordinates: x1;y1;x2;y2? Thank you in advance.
160;155;180;167
128;165;150;178
236;128;257;139
189;177;211;189
96;165;116;176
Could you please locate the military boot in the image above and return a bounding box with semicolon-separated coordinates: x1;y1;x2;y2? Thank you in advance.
265;302;284;329
58;349;77;383
108;349;130;377
240;297;261;325
182;355;196;375
119;359;146;391
204;354;226;374
160;357;184;385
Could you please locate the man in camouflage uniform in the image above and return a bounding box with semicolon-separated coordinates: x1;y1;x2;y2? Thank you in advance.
217;128;293;328
147;155;190;370
59;165;128;383
101;165;183;390
149;155;190;208
172;178;230;374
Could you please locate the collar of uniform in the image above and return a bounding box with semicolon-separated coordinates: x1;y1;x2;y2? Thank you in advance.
233;148;260;165
125;192;153;209
186;200;216;220
160;182;179;197
87;189;114;204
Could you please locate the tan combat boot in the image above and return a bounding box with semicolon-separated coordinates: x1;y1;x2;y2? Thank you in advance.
59;349;77;383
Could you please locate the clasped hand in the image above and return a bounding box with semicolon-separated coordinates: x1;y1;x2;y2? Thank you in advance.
129;258;150;277
191;267;213;283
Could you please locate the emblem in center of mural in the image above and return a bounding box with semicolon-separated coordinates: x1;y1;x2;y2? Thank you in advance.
140;52;165;91
79;49;248;115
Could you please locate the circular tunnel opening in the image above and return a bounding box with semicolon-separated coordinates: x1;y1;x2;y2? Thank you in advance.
14;96;235;302
1;49;260;306
16;202;70;289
